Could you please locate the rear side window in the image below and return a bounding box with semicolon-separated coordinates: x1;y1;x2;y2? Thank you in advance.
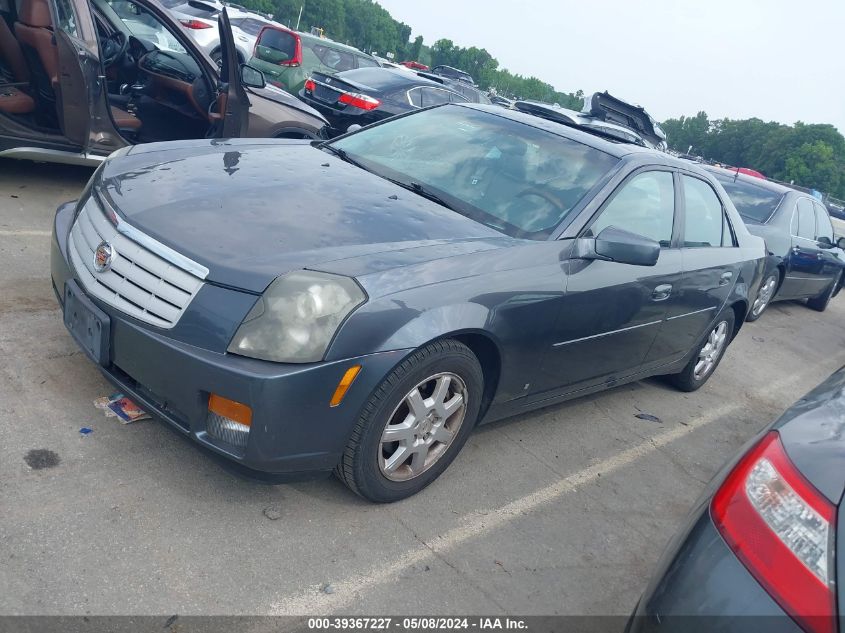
588;171;675;246
715;176;784;223
355;56;379;68
815;202;835;243
419;87;451;107
255;28;296;63
312;44;355;72
54;0;79;35
794;199;816;240
683;175;729;247
238;18;266;36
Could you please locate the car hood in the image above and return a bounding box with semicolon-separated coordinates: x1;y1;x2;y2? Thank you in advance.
95;139;506;293
776;366;845;504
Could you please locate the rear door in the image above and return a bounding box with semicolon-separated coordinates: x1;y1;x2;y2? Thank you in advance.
52;0;118;151
782;197;824;298
813;201;844;289
210;7;249;137
536;168;681;394
670;173;744;356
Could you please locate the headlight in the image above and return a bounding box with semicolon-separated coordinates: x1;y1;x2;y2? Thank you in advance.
227;270;366;363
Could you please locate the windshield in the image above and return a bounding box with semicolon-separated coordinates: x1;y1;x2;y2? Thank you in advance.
106;0;187;53
331;106;619;239
714;175;785;223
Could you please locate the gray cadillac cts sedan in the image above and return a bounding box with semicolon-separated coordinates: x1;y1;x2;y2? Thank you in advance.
51;104;766;502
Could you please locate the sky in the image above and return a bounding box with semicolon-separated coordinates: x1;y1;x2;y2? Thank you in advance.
376;0;845;133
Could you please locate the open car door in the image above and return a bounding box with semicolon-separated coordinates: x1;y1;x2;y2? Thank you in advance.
51;0;117;153
210;8;249;137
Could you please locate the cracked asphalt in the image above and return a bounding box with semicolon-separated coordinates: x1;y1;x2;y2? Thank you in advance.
2;157;844;620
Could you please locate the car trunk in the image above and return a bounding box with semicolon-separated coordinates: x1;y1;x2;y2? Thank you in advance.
307;71;372;108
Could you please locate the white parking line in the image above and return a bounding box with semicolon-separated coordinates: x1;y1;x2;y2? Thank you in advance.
269;363;843;615
0;229;51;237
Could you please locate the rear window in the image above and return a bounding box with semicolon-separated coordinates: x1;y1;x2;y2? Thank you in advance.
356;55;379;68
175;0;219;18
311;43;355;72
714;175;785;223
255;27;297;63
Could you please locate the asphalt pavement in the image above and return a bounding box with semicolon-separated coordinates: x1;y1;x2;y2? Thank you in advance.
2;157;844;620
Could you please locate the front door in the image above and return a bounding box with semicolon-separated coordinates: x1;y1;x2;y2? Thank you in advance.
535;168;680;395
210;8;249;137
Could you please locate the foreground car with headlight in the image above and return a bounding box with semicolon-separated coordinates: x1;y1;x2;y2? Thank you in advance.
627;367;845;633
51;104;764;502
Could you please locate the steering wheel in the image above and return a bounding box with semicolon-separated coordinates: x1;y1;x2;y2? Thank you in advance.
515;186;567;214
102;30;129;67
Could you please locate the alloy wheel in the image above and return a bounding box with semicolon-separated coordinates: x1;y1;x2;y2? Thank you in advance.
694;321;729;381
751;275;778;317
378;372;468;482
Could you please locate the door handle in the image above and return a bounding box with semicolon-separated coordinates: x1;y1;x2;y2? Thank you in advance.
817;252;823;259
719;271;733;286
652;284;672;301
792;246;801;255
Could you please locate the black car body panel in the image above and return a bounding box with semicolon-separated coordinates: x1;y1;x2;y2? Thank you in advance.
298;67;469;136
706;166;845;304
629;366;845;631
52;104;765;479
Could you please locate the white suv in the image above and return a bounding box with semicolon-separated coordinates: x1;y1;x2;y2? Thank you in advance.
163;0;281;64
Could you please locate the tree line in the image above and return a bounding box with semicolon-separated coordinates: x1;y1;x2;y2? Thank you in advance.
662;113;845;200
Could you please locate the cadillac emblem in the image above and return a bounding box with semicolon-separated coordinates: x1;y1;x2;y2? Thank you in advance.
93;241;115;273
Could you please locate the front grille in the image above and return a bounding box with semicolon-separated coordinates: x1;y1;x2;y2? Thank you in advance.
68;196;206;329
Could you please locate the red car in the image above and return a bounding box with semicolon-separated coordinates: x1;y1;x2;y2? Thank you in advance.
400;60;429;71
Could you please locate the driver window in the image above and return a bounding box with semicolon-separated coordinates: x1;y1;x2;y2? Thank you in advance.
104;0;187;54
588;171;675;247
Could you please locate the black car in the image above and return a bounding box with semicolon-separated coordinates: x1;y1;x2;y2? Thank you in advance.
430;64;475;85
299;67;470;136
705;167;845;320
628;366;845;633
417;71;491;104
52;104;765;502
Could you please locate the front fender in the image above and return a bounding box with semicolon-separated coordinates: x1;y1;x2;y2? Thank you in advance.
327;300;494;362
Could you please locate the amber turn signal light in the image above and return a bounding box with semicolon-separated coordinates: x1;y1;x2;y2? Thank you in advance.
208;393;253;427
330;365;362;407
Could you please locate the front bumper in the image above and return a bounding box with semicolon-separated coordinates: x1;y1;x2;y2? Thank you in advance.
627;504;801;633
51;201;411;478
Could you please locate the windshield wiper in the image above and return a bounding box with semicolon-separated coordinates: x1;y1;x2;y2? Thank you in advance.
322;144;369;170
322;146;456;212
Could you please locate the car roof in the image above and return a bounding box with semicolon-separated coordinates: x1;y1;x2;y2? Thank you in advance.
702;165;796;196
460;104;686;163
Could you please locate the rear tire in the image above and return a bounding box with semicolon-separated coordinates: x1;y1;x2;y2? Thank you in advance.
335;339;483;503
669;309;735;392
807;273;840;312
746;272;779;322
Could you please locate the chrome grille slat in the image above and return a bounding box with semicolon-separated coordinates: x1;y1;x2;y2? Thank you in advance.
68;196;206;329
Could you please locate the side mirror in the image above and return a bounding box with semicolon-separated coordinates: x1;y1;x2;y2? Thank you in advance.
818;235;833;249
837;236;845;250
240;64;266;89
576;226;660;267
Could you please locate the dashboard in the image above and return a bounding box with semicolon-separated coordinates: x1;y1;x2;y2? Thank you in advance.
135;46;213;119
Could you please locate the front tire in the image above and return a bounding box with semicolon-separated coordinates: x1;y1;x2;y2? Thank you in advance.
807;273;841;312
335;339;483;503
669;309;735;392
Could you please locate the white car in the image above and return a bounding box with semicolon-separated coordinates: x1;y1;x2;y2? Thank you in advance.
162;0;281;64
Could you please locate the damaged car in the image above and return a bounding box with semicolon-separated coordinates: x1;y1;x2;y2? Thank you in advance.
0;0;326;165
52;104;765;502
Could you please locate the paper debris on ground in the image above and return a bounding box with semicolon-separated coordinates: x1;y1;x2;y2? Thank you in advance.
94;393;151;424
